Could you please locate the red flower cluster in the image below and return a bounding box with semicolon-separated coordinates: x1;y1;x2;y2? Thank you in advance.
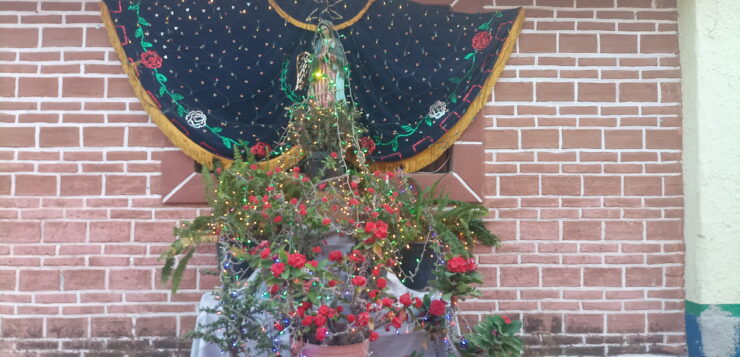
287;253;307;268
429;299;447;316
446;256;477;273
363;220;388;241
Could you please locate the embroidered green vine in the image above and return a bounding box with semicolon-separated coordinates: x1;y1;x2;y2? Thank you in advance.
128;1;246;151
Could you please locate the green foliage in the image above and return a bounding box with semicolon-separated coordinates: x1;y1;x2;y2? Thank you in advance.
457;315;523;357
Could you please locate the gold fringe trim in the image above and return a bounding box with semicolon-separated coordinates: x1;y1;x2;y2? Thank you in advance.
369;8;525;173
100;3;303;170
268;0;375;31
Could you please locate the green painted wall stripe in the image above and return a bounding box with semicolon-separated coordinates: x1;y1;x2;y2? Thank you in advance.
686;300;740;317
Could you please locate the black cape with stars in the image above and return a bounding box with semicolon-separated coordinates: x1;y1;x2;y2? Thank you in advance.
101;0;522;171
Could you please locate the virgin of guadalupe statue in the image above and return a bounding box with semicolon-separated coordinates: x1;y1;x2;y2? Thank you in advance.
308;21;348;107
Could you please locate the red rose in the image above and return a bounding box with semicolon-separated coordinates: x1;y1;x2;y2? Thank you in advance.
373;220;388;239
364;221;375;233
368;289;379;298
369;331;379;341
376;277;387;289
356;312;370;326
381;297;393;307
273;215;283;223
346;314;356;324
351;276;367;286
472;31;493;51
140;50;163;69
250;142;271;158
466;258;477;272
372;268;381;277
269;284;279;295
270;262;285;277
302;316;313;326
414;298;423;308
391;316;402;329
311;246;322;254
314;314;327;327
307;260;318;268
328;250;343;262
360;137;376;155
446;256;469;273
348;249;366;263
330;152;338;159
259;248;271;260
429;299;447;316
315;326;328;342
273;322;284;331
287;253;307;268
399;293;412;307
503;315;512;324
322;217;331;225
327;279;338;287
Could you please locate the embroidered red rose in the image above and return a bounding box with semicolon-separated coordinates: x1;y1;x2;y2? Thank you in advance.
250;142;271;158
472;31;493;51
429;299;447;316
359;136;376;155
140;50;163;69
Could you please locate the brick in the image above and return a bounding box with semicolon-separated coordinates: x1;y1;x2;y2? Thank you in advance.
106;175;147;195
605;221;643;240
607;314;645;333
537;82;574;101
521;129;558;148
109;270;152;290
60;175;102;196
0;221;41;243
92;317;133;337
62;77;104;97
82;127;125;147
90;221;131;242
624;176;661;196
500;176;539;196
565;314;603;333
543;267;580;287
500;267;539;287
15;175;57;196
520;221;559;240
605;129;642;149
42;28;82;47
524;314;563;334
64;270;105;290
563;129;601;148
518;33;556;53
107;77;136;97
47;318;87;338
646;129;681;149
44;221;86;244
584;268;622;287
620;82;658;102
563;221;601;240
0;28;37;48
641;34;678;53
0;270;15;290
18;77;58;97
648;313;684;332
128;127;172;147
542;176;581;196
19;270;60;291
647;221;682;240
493;82;532;101
626;267;663;286
560;34;597;53
39;127;79;147
600;34;637;53
134;221;176;242
0;127;35;147
0;318;43;338
661;82;681;103
583;176;620;196
135;316;177;337
578;83;615;102
85;27;111;47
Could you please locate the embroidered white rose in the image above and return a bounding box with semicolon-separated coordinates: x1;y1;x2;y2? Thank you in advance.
186;110;207;128
427;101;447;119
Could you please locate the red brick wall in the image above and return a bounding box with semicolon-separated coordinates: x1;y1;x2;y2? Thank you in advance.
0;0;684;355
